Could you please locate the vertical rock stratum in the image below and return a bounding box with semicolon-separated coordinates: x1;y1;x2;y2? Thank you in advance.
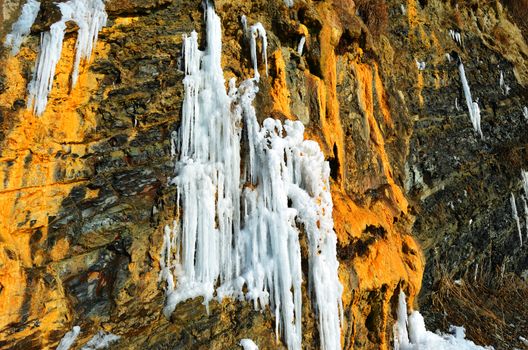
0;0;525;349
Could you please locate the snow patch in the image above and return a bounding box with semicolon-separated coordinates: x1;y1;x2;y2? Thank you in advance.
56;326;80;350
80;331;120;350
394;291;493;350
240;339;259;350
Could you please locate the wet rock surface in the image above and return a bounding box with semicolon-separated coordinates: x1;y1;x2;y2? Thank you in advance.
0;0;526;349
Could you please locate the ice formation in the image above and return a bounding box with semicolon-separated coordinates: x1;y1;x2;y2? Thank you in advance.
3;0;41;55
240;339;259;350
160;3;342;350
522;170;528;196
248;22;268;80
56;326;80;350
510;193;523;246
297;36;306;56
458;62;483;138
80;331;120;350
521;196;528;241
521;170;528;239
394;291;492;350
26;0;107;116
284;0;294;7
449;29;462;45
523;106;528;120
415;60;426;70
499;70;510;95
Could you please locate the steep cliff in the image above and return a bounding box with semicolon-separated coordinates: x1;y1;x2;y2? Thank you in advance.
0;0;525;349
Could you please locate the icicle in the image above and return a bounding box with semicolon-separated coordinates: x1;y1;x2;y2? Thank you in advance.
521;195;528;242
446;53;452;62
522;170;528;197
510;193;523;246
26;0;107;116
27;21;67;116
401;4;406;15
297;36;305;56
449;29;462;45
56;326;80;350
415;60;426;70
248;22;268;80
3;0;41;55
239;339;259;350
499;70;510;95
523;106;528;120
458;61;483;138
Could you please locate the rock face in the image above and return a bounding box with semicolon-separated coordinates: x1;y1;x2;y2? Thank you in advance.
0;0;525;350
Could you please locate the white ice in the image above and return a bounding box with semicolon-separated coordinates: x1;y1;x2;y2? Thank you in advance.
510;193;523;246
160;3;342;350
522;170;528;198
297;36;306;56
458;62;483;138
56;326;80;350
499;71;510;95
26;0;107;116
4;0;41;55
449;29;462;45
394;291;493;350
80;331;120;350
416;60;426;70
523;106;528;120
248;22;268;80
240;339;259;350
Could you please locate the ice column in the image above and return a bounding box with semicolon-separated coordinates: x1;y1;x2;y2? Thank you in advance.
4;0;41;55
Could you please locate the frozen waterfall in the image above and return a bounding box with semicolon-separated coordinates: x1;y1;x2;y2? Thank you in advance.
159;3;342;350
